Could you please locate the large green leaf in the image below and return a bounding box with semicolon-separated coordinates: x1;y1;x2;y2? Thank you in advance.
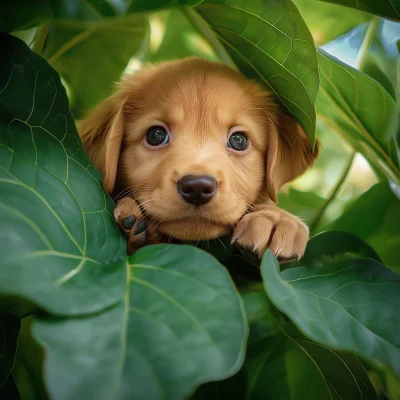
319;0;400;22
1;34;247;399
292;0;371;45
317;49;400;187
34;245;247;400
43;15;148;118
326;183;400;271
262;250;400;376
194;0;319;143
243;331;377;400
322;19;400;100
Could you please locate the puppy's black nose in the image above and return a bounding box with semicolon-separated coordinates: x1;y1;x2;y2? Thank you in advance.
178;175;217;206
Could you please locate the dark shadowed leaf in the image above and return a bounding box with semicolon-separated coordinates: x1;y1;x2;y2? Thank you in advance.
319;0;400;21
0;314;20;386
0;374;21;400
326;183;400;271
0;33;126;315
262;250;400;376
34;245;247;400
195;0;319;142
43;15;148;118
302;230;380;265
317;49;399;188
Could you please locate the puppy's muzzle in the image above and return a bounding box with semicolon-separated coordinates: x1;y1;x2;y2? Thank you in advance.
177;175;217;206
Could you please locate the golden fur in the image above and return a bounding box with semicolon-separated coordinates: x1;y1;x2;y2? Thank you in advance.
79;57;319;258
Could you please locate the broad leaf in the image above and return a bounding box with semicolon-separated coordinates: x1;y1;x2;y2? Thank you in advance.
319;0;400;22
195;0;319;143
0;375;21;400
0;314;20;386
34;245;247;400
327;183;400;271
317;49;400;187
292;0;371;45
262;250;400;376
243;332;377;400
322;19;400;100
0;34;247;399
43;15;148;118
0;33;126;315
302;230;380;265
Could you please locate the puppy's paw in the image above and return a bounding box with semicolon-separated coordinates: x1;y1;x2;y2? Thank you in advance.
114;197;159;255
232;208;309;260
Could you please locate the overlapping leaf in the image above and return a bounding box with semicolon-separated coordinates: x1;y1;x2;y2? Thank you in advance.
317;49;400;187
319;0;400;22
194;0;319;142
262;250;400;376
34;245;247;400
327;183;400;271
0;34;247;399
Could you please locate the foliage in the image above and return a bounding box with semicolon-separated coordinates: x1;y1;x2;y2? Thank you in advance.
0;1;399;399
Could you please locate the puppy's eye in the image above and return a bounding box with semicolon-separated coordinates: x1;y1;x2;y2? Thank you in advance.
146;126;169;146
228;132;248;151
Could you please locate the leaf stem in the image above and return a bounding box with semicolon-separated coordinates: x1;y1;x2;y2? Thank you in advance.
32;21;50;55
356;17;380;71
181;7;237;69
310;151;356;231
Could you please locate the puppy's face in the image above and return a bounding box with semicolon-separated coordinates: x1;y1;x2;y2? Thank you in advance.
79;58;318;241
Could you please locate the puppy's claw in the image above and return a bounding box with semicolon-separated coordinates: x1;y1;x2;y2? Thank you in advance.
114;197;159;255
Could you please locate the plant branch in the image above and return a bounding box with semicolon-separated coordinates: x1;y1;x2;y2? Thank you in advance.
310;151;356;231
32;21;50;55
181;7;236;69
356;17;380;71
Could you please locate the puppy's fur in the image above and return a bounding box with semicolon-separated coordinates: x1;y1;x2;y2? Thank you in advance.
79;58;319;258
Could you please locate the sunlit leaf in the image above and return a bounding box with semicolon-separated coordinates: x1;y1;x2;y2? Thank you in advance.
317;49;400;188
262;250;400;375
195;0;319;142
327;183;400;271
319;0;400;21
43;15;148;118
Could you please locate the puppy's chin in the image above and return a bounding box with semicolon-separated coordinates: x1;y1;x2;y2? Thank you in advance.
157;218;230;241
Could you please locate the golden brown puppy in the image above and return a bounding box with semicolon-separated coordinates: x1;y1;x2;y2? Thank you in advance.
79;57;319;258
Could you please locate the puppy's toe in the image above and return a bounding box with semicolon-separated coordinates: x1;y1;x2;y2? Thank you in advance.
114;197;151;254
232;209;309;261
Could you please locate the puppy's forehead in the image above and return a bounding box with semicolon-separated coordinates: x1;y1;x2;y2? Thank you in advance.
128;59;266;126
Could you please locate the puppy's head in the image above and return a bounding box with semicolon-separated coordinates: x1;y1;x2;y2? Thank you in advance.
79;58;318;241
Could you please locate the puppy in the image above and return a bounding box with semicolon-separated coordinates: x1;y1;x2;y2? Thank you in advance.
78;57;319;259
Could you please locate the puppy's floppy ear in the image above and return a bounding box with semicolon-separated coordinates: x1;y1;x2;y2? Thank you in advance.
266;111;320;202
78;92;126;194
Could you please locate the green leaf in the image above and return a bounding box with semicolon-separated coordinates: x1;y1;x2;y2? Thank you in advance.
43;15;148;118
303;230;381;265
194;0;319;142
319;0;400;22
1;34;247;399
322;19;400;100
243;331;377;400
261;250;400;376
0;314;20;386
292;0;371;45
327;183;400;271
317;49;400;187
34;244;247;400
0;34;126;315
